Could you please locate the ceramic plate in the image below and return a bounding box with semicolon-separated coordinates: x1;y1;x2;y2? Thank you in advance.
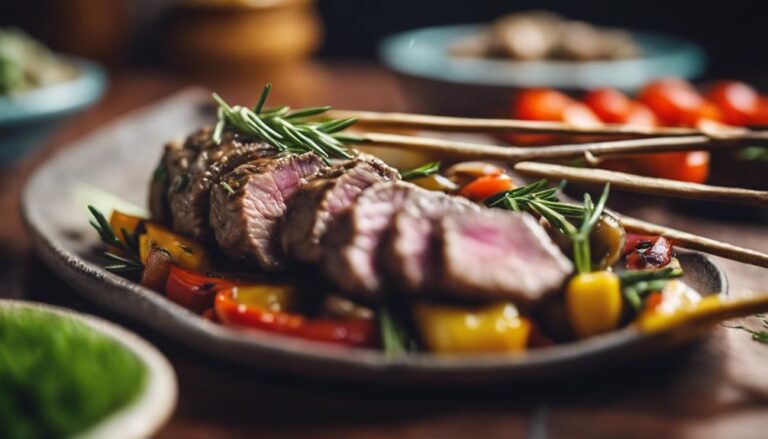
0;299;176;438
22;90;727;385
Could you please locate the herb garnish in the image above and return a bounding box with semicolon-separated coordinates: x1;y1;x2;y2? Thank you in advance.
488;180;609;274
220;181;236;195
87;205;143;274
379;304;412;355
724;313;768;344
619;266;684;310
401;161;441;180
211;84;361;162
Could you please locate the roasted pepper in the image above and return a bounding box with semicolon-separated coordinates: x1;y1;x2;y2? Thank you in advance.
413;302;530;353
458;174;516;201
215;288;376;348
165;266;231;313
139;223;209;271
108;210;143;245
566;271;623;338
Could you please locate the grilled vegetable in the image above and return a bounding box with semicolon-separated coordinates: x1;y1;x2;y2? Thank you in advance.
458;174;516;201
214;288;376;347
413;302;531;353
139;223;210;272
566;271;623;338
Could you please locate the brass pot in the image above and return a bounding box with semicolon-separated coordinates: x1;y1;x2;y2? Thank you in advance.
165;0;322;71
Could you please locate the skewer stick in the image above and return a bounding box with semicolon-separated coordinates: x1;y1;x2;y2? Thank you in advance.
337;109;768;139
359;132;744;161
335;110;699;136
514;161;768;208
614;213;768;269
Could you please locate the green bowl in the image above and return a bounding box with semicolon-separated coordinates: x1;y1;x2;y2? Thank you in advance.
0;57;106;165
379;24;706;117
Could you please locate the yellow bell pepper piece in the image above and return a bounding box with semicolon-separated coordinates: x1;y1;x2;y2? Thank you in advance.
413;302;530;354
566;271;622;339
138;223;209;272
233;284;296;313
637;282;721;333
109;210;143;245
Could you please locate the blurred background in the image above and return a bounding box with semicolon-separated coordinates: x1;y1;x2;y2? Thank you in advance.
2;0;768;189
2;0;766;77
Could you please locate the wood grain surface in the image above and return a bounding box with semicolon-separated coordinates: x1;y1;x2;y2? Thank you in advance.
2;63;768;439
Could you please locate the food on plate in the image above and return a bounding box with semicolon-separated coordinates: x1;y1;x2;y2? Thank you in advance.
0;306;147;438
0;28;76;95
450;11;639;61
87;85;703;355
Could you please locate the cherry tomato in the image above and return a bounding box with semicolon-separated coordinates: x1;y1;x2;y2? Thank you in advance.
582;88;632;123
707;81;759;126
458;174;515;201
514;88;575;121
214;288;376;347
561;102;603;127
638;78;705;126
636;151;710;183
749;97;768;126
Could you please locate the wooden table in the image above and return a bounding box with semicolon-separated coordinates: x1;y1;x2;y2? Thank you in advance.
3;62;768;439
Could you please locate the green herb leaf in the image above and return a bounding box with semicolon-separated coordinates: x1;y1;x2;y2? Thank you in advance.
379;304;410;356
220;181;236;195
619;266;683;311
212;85;358;159
401;161;441;180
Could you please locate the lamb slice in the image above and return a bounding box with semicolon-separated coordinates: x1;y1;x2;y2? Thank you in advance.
386;192;480;293
321;181;426;300
163;127;276;242
438;209;573;305
209;152;327;271
281;160;399;264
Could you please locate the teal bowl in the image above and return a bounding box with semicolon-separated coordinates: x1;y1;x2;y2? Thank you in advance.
0;57;106;165
379;24;706;117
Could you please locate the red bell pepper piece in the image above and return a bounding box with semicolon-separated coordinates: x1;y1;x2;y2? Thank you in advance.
165;266;232;313
626;236;673;270
215;288;377;348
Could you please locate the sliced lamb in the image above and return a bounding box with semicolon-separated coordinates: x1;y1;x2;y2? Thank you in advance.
321;181;426;300
209;152;327;271
159;127;276;241
438;209;573;305
385;192;480;293
281;159;399;264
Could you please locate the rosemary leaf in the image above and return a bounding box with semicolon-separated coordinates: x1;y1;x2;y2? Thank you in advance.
401;161;441;180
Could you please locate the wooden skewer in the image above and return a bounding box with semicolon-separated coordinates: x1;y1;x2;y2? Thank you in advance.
335;109;700;136
513;161;768;208
359;132;745;161
337;109;768;140
614;213;768;269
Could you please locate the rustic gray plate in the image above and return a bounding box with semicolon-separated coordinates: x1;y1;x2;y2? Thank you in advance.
21;89;728;385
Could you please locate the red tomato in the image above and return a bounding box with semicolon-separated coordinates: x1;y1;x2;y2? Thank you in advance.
458;174;515;201
749;97;768;126
582;88;633;123
214;288;376;347
561;102;603;127
514;88;575;121
707;81;759;126
636;151;710;183
638;78;706;126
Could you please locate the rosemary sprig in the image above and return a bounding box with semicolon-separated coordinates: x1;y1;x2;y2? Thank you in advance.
486;179;609;273
401;161;441;180
87;205;142;274
619;267;684;310
211;84;358;162
379;304;411;356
